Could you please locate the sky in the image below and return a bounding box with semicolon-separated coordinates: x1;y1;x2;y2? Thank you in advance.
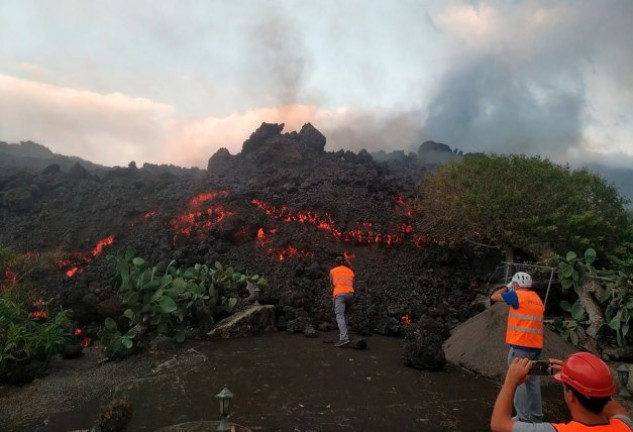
0;0;632;169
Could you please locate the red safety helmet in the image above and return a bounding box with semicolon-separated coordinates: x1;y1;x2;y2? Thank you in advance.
553;352;616;397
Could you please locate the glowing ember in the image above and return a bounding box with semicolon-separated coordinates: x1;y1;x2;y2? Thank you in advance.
413;234;432;248
81;337;92;348
400;314;412;326
189;190;228;208
395;194;414;217
32;310;47;319
92;236;114;257
143;211;156;219
255;227;313;261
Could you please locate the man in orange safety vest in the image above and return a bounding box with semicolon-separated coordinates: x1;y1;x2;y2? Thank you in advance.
491;271;545;423
330;255;354;347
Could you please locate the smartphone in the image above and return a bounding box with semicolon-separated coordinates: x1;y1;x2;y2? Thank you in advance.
529;360;551;376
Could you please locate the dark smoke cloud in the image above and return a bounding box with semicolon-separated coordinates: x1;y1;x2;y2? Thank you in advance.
242;8;306;107
419;0;633;165
424;56;584;159
322;108;426;154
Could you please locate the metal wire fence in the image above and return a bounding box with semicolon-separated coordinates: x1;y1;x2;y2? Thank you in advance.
486;261;557;310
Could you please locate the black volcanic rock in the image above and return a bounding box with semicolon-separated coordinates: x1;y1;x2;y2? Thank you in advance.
297;123;326;153
418;140;452;153
0;123;498;333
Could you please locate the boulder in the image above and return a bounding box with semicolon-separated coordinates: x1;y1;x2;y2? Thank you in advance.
401;318;449;370
443;302;577;383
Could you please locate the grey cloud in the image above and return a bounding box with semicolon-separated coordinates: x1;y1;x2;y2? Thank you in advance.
424;56;584;160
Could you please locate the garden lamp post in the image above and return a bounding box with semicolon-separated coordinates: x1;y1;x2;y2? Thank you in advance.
215;386;234;431
617;365;630;397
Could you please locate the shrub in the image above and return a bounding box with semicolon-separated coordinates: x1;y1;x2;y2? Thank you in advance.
99;247;269;358
0;291;71;384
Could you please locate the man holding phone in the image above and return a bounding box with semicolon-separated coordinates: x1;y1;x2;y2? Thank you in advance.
491;353;633;431
491;272;545;423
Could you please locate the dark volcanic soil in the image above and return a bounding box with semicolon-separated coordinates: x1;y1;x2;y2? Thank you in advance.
0;331;569;432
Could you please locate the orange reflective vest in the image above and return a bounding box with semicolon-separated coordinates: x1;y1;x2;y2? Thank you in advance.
552;418;632;431
330;265;354;297
506;290;544;349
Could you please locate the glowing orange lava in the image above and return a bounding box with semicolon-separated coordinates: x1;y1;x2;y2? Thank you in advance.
251;198;425;247
55;235;115;278
171;190;232;242
255;227;313;261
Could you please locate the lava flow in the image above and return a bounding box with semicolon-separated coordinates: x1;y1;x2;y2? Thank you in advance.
55;235;115;278
251;198;426;247
170;190;232;242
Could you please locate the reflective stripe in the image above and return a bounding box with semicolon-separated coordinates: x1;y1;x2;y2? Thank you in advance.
509;311;544;322
506;290;545;349
507;325;543;335
334;276;353;284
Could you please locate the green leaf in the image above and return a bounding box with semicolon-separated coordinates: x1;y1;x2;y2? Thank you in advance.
561;279;574;291
227;297;238;311
584;248;597;265
561;266;574;278
105;317;117;332
569;330;579;345
121;338;133;349
560;300;572;312
149;288;165;303
174;332;186;343
566;251;578;261
172;277;187;291
600;286;613;304
132;257;146;268
123;309;135;320
570;301;586;321
158;296;178;314
609;311;623;330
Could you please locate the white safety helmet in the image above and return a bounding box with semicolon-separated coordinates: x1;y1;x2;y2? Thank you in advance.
506;272;532;289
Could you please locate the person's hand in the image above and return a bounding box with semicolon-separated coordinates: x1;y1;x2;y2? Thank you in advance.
505;357;531;387
548;358;564;374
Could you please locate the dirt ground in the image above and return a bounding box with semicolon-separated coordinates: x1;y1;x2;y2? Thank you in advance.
0;329;572;432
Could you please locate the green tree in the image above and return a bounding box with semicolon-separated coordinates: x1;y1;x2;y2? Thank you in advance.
413;154;631;261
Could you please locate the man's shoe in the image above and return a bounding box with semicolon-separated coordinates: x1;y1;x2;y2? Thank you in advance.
334;339;350;347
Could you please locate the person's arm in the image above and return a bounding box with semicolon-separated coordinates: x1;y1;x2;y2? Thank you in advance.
491;357;532;432
491;285;509;303
603;398;630;419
